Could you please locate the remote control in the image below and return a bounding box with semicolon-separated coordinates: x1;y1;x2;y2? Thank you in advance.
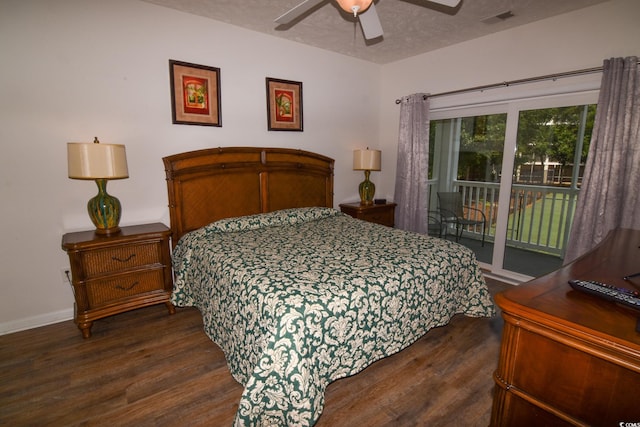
569;279;640;312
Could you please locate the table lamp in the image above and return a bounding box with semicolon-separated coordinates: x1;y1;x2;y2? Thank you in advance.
68;137;129;235
353;148;381;205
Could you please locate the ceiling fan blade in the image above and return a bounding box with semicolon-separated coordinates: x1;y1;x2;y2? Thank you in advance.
358;3;383;40
275;0;325;25
427;0;461;7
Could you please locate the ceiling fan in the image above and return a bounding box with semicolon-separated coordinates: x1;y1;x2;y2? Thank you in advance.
275;0;462;40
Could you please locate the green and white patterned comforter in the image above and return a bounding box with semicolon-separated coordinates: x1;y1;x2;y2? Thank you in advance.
171;207;496;426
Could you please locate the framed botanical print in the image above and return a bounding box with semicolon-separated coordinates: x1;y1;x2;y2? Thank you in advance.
169;60;221;126
266;77;303;131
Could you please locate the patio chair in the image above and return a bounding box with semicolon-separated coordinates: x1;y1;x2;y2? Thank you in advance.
437;192;486;246
427;210;444;238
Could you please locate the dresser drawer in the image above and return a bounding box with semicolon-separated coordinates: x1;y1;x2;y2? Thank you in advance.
82;242;163;277
506;326;640;423
85;268;165;307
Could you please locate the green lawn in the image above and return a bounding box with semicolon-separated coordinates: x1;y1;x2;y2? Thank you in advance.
488;192;575;251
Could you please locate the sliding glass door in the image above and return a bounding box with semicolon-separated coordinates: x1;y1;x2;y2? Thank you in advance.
429;110;506;266
428;94;597;280
503;104;595;276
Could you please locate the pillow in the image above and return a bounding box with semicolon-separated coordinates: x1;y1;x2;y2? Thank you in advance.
204;207;341;233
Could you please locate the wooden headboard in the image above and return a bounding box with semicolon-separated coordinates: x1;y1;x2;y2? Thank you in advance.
163;147;335;245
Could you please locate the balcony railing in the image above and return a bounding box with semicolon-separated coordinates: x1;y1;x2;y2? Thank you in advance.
431;180;578;257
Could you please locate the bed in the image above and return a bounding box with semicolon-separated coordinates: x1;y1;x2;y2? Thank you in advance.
163;147;496;427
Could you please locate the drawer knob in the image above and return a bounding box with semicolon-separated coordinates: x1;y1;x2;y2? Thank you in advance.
116;281;139;291
112;253;136;263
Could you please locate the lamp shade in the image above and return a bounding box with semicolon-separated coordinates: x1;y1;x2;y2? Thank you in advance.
68;142;129;180
336;0;373;14
353;149;381;171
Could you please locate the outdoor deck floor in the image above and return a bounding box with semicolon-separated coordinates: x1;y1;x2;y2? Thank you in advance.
445;235;564;279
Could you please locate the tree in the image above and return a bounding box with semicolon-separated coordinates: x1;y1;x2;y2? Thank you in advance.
457;114;506;182
516;105;595;185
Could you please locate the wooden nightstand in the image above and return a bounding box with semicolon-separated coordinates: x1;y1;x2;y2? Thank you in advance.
61;223;175;338
339;202;397;227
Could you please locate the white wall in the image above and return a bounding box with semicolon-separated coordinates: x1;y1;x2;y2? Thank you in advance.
1;0;638;333
376;0;640;199
0;0;381;333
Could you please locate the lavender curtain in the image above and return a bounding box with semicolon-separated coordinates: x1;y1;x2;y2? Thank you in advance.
564;56;640;264
394;93;430;233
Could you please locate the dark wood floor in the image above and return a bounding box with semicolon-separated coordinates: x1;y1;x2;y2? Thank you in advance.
0;279;510;427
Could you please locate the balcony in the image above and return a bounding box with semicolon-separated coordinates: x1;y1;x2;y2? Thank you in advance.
430;180;578;278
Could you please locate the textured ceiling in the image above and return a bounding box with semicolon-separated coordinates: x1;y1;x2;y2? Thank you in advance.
141;0;609;64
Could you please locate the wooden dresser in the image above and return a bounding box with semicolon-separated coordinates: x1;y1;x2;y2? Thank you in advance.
62;223;175;338
491;228;640;426
339;202;396;227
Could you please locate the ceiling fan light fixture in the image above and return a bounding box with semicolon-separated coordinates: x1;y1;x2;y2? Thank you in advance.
335;0;373;17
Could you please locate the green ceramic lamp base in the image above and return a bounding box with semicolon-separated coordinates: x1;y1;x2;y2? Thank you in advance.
88;179;122;235
358;170;376;206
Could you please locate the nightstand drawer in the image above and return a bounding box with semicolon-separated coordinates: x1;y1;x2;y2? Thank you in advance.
82;242;163;276
359;210;394;226
85;268;165;307
339;202;396;227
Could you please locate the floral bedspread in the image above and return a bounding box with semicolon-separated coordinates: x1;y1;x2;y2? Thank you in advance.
171;207;496;426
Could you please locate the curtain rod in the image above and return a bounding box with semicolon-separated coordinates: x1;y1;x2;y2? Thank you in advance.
394;65;607;104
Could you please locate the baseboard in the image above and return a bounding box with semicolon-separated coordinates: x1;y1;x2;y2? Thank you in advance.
0;309;74;336
482;270;523;286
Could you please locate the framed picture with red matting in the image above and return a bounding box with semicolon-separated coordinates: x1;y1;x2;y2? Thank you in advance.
266;77;303;131
169;60;221;126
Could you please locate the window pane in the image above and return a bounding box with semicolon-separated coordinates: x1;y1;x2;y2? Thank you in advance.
428;103;595;279
458;114;507;183
504;104;596;277
513;105;595;187
429;114;506;265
